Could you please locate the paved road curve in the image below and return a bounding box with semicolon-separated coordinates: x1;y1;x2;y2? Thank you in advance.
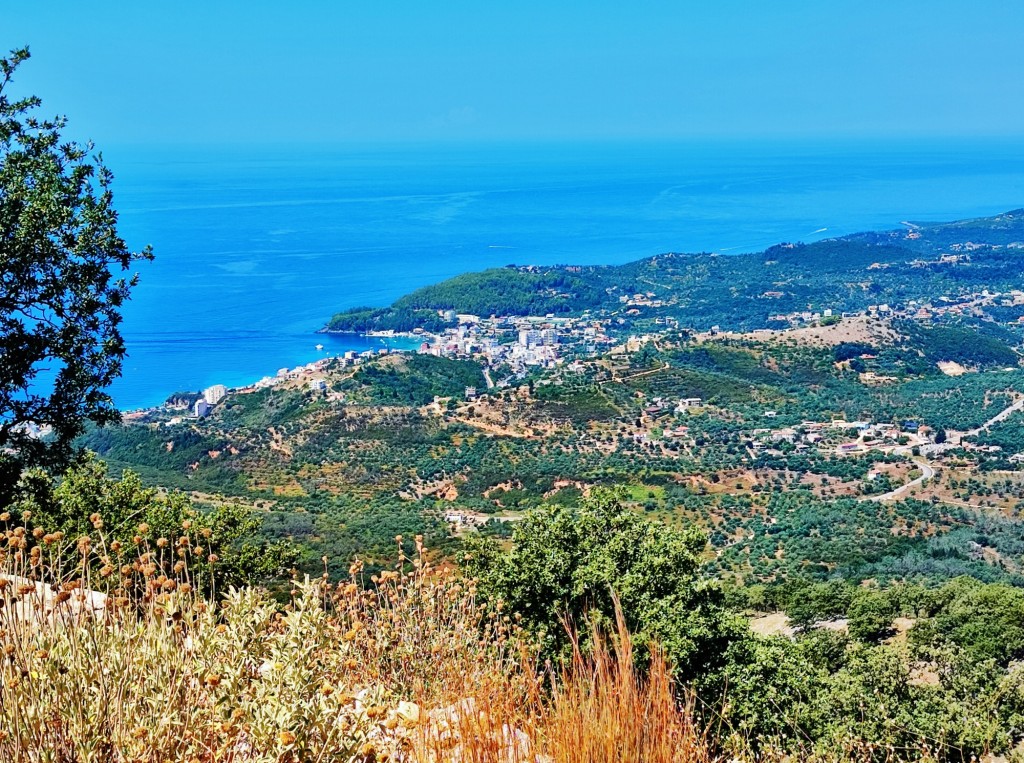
861;394;1023;502
964;395;1024;438
864;459;936;502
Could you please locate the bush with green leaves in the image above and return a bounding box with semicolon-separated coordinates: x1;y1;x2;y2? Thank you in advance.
463;487;746;684
7;453;297;592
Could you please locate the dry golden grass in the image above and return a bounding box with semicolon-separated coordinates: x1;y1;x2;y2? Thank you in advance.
413;611;710;763
536;617;711;763
0;515;712;763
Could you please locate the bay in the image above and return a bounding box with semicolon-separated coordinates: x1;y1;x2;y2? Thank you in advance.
103;139;1024;409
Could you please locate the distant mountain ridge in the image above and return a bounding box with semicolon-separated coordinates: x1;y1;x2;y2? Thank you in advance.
324;209;1024;333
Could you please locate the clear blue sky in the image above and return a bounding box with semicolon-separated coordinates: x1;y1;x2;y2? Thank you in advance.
5;1;1024;145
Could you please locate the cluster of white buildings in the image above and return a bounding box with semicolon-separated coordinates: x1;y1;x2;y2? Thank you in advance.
768;287;1024;329
618;291;668;310
163;344;421;422
767;308;838;325
744;418;927;457
417;312;613;377
192;384;229;417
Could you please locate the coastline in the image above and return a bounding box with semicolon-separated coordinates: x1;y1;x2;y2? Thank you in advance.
317;328;424;340
100;142;1024;414
118;331;425;416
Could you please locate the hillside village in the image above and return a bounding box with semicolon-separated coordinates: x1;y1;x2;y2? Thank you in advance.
112;273;1024;554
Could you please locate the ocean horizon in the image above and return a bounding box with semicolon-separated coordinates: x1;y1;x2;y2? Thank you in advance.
104;138;1024;410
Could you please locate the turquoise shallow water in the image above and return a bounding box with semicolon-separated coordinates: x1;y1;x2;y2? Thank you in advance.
103;139;1024;409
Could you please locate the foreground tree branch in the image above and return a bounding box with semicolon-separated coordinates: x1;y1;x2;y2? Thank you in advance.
0;46;151;495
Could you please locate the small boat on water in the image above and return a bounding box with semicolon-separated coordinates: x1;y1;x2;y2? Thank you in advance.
315;343;324;351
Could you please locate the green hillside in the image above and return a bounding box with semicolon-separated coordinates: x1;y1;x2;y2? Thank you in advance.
324;209;1024;333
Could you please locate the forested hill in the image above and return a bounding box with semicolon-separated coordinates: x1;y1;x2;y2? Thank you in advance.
324;209;1024;333
848;208;1024;250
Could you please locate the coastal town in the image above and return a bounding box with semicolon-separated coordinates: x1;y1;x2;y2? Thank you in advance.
96;210;1024;550
114;265;1024;526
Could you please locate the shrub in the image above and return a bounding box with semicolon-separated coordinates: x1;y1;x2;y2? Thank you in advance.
463;487;746;685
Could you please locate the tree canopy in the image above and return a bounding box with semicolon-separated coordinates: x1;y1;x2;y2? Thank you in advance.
463;487;746;683
0;48;150;493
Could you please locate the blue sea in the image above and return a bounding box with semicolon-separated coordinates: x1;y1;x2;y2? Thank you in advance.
105;139;1024;410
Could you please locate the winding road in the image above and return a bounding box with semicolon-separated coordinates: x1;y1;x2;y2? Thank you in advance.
861;394;1023;502
864;459;936;502
964;395;1024;438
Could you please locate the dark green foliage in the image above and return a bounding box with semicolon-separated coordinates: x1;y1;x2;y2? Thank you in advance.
846;590;897;642
785;580;855;628
834;342;876;362
764;239;910;271
339;355;486;406
970;411;1024;465
325;306;446;333
898;321;1019;369
667;343;798;390
326;267;615;331
83;421;245;493
218;386;313;429
392;267;613;317
324;211;1024;335
0;48;151;494
463;488;745;683
531;381;619;423
909;578;1024;666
